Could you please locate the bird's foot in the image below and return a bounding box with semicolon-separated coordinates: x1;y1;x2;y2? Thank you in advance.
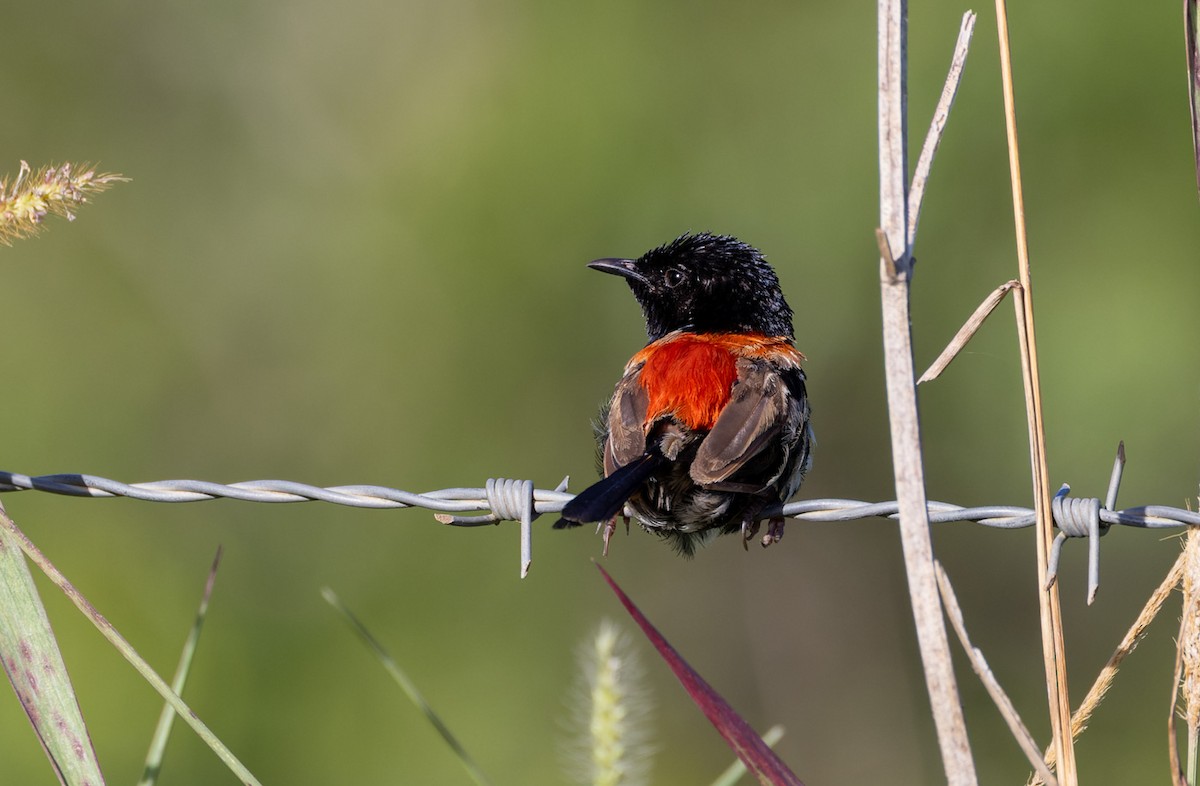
760;515;785;548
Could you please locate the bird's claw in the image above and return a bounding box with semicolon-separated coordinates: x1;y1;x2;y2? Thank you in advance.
741;518;761;551
598;515;628;557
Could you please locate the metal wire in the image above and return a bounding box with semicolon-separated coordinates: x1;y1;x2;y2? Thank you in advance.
0;457;1196;591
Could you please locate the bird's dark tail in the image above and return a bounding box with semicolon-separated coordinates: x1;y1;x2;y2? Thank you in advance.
554;451;665;528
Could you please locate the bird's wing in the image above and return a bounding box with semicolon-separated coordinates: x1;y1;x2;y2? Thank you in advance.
603;364;649;474
690;358;806;487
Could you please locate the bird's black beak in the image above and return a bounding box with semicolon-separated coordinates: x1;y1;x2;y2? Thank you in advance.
587;257;648;285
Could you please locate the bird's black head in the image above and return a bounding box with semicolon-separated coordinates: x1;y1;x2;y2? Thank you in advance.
589;232;794;342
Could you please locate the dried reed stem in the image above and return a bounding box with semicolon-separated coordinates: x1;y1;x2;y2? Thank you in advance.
994;3;1077;782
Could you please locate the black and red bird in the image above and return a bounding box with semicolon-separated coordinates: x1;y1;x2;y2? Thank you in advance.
555;232;813;555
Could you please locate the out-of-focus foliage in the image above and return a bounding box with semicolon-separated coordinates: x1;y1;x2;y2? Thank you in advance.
0;1;1196;783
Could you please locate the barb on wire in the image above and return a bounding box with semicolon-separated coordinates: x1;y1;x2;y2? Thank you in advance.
1047;442;1125;605
0;452;1196;589
432;476;570;578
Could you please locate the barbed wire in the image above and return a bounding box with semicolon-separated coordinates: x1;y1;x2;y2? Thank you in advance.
0;450;1195;593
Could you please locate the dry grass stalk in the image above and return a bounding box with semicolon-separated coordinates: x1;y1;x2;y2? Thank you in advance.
1028;548;1186;785
0;160;126;245
907;11;977;248
994;1;1077;781
935;562;1057;786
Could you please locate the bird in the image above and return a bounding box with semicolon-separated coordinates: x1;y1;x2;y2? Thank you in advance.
554;232;813;555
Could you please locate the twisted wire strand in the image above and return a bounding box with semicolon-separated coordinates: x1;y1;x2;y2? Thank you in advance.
0;473;575;511
2;471;1196;527
1;470;1196;591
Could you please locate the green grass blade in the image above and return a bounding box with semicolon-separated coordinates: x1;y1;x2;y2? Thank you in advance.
0;514;106;785
137;546;224;786
0;505;261;785
322;587;493;786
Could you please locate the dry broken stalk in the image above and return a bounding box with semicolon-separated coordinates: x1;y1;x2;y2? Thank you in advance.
918;280;1020;384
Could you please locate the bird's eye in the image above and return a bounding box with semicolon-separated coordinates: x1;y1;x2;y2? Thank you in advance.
663;268;685;288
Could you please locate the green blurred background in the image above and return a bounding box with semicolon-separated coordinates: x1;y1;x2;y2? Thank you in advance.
1;1;1198;783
